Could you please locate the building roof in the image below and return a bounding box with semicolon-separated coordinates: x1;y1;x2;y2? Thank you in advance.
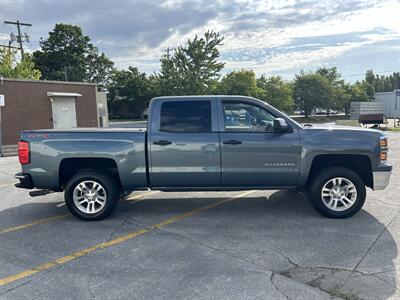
47;92;82;97
1;77;97;86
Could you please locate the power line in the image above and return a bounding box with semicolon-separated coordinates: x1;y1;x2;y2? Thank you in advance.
0;44;20;50
3;20;31;59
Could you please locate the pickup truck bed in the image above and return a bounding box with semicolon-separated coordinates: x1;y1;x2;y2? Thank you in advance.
20;128;148;191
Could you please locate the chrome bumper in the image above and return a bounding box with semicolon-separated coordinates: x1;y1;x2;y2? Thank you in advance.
373;171;392;190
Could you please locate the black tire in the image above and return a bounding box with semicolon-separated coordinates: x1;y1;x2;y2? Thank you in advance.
64;170;120;221
307;167;366;218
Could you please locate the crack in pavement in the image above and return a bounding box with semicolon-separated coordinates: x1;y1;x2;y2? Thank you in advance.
104;215;131;255
87;215;132;299
0;264;66;296
369;197;400;208
125;218;304;299
339;207;400;291
270;273;291;300
149;227;336;297
2;207;398;299
150;225;400;297
0;216;137;298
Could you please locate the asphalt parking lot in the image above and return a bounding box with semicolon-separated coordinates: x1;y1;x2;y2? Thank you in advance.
0;132;399;300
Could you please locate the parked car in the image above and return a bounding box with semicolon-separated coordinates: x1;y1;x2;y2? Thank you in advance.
15;96;392;220
293;109;305;115
314;108;338;115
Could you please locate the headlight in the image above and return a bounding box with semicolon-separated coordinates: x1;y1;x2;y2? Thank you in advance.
380;137;388;149
380;137;388;161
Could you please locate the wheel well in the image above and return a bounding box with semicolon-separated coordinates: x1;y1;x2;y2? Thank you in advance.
59;158;121;189
308;154;373;188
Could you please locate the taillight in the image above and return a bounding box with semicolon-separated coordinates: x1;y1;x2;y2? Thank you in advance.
18;141;30;165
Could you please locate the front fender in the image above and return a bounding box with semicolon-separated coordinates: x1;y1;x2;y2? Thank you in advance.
298;127;381;186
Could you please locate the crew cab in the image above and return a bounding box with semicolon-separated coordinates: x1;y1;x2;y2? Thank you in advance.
15;96;392;220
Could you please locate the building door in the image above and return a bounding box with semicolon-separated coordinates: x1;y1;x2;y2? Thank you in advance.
51;97;77;128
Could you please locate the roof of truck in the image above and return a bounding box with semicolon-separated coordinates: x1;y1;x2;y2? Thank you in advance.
152;95;255;100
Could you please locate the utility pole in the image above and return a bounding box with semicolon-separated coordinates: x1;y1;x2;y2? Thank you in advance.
64;65;69;81
4;20;32;59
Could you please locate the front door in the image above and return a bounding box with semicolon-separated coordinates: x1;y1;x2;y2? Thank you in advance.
149;99;221;187
51;96;77;129
219;100;301;187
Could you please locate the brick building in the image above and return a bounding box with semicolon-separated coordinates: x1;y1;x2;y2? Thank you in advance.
0;78;108;156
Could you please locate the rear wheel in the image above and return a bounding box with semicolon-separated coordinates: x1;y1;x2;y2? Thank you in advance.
308;167;366;218
64;171;120;221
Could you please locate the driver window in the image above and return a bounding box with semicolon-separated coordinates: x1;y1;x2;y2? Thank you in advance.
222;102;276;132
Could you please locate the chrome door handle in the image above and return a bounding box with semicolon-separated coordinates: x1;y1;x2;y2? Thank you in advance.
153;140;172;146
223;139;242;145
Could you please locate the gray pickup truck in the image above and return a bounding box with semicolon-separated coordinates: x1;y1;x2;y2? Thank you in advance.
15;96;392;221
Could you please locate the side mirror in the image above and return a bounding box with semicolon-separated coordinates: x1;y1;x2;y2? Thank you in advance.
273;118;289;132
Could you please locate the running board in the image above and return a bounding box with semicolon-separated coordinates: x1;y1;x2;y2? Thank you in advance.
29;189;55;197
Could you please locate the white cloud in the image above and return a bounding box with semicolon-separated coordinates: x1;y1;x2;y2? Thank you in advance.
0;0;399;80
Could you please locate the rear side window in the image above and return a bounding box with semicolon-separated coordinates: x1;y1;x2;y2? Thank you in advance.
160;101;212;132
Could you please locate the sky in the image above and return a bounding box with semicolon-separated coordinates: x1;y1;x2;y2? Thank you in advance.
0;0;399;82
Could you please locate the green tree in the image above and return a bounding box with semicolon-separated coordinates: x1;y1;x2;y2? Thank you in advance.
218;70;258;96
157;31;225;95
257;75;294;113
365;69;375;85
294;72;333;117
33;23;113;87
107;67;153;118
316;67;344;115
86;50;114;89
316;67;342;85
363;69;400;93
0;48;41;79
349;82;369;103
361;81;375;101
157;49;180;95
336;83;352;116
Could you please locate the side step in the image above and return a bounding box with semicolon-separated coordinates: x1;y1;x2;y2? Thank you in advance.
29;190;55;197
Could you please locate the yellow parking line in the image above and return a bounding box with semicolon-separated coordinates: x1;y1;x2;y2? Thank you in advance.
0;190;255;286
0;214;70;235
125;191;160;202
0;192;159;235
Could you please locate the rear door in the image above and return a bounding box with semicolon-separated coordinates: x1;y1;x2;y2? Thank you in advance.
219;100;301;187
149;99;221;187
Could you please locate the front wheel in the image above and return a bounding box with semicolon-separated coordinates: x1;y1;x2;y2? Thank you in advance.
308;167;366;218
64;171;120;221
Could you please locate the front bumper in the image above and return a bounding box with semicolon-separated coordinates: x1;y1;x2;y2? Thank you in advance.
15;172;34;189
373;169;392;190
